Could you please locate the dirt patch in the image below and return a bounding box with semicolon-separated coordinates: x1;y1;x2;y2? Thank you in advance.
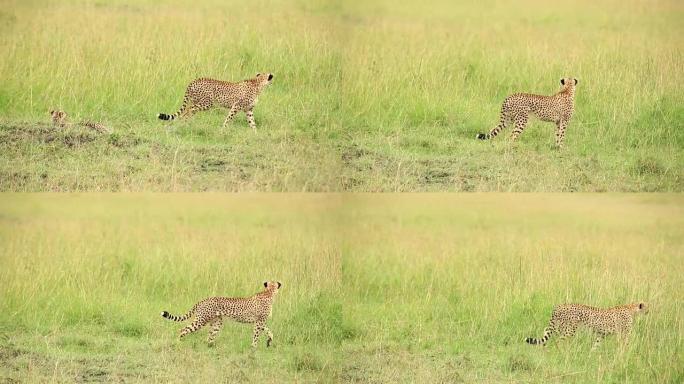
340;143;371;164
0;123;143;150
0;123;98;148
77;368;110;383
0;346;25;363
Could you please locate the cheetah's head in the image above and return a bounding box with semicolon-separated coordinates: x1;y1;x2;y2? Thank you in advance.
560;78;578;87
50;110;67;126
263;281;282;293
634;302;648;315
627;301;648;314
255;72;274;88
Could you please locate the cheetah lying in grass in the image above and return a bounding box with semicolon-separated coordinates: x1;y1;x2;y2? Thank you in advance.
50;110;111;134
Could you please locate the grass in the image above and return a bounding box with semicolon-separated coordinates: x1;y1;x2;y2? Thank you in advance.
0;0;682;191
0;195;343;382
0;194;682;382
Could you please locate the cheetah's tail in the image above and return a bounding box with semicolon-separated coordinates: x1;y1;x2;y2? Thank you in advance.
476;133;491;140
525;326;554;346
158;94;189;121
161;303;197;322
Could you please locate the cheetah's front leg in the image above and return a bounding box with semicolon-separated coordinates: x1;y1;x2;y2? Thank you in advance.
251;321;265;348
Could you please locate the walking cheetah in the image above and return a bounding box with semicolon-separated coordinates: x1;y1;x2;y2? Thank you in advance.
477;78;578;147
50;110;110;133
161;281;282;347
526;302;647;348
157;73;274;132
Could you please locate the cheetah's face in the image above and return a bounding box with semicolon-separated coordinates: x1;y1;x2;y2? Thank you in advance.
635;302;648;314
560;78;578;87
255;72;274;87
263;281;282;293
50;110;67;125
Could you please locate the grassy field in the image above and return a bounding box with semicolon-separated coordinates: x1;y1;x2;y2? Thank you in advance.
1;194;682;382
1;0;682;191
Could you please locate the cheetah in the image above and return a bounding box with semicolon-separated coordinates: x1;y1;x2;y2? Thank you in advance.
157;73;274;132
161;281;282;347
477;78;578;147
526;302;647;348
50;110;110;134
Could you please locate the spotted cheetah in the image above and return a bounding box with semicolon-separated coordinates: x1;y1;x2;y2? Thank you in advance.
161;281;282;347
50;110;110;133
157;73;274;132
526;302;647;348
477;78;578;147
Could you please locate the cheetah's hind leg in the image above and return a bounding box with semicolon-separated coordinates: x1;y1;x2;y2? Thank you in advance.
179;317;207;340
222;104;238;128
206;317;223;346
510;113;529;142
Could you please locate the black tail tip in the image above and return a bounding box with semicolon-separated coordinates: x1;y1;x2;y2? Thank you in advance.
161;311;169;318
476;133;488;140
158;113;169;120
525;338;535;344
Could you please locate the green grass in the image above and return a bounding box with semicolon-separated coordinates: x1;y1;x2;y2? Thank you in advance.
1;195;682;382
1;0;682;191
0;195;343;382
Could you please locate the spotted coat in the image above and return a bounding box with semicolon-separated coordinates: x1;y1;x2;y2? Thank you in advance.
157;73;273;132
526;302;647;348
50;110;110;133
477;78;577;147
161;281;282;347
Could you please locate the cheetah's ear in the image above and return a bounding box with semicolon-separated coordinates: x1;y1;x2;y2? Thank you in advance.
574;78;578;85
277;282;282;289
50;110;54;115
638;302;644;309
256;73;261;77
264;281;268;288
560;78;565;85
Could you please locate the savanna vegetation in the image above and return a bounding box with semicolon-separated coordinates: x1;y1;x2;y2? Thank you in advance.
1;0;682;191
1;195;682;382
